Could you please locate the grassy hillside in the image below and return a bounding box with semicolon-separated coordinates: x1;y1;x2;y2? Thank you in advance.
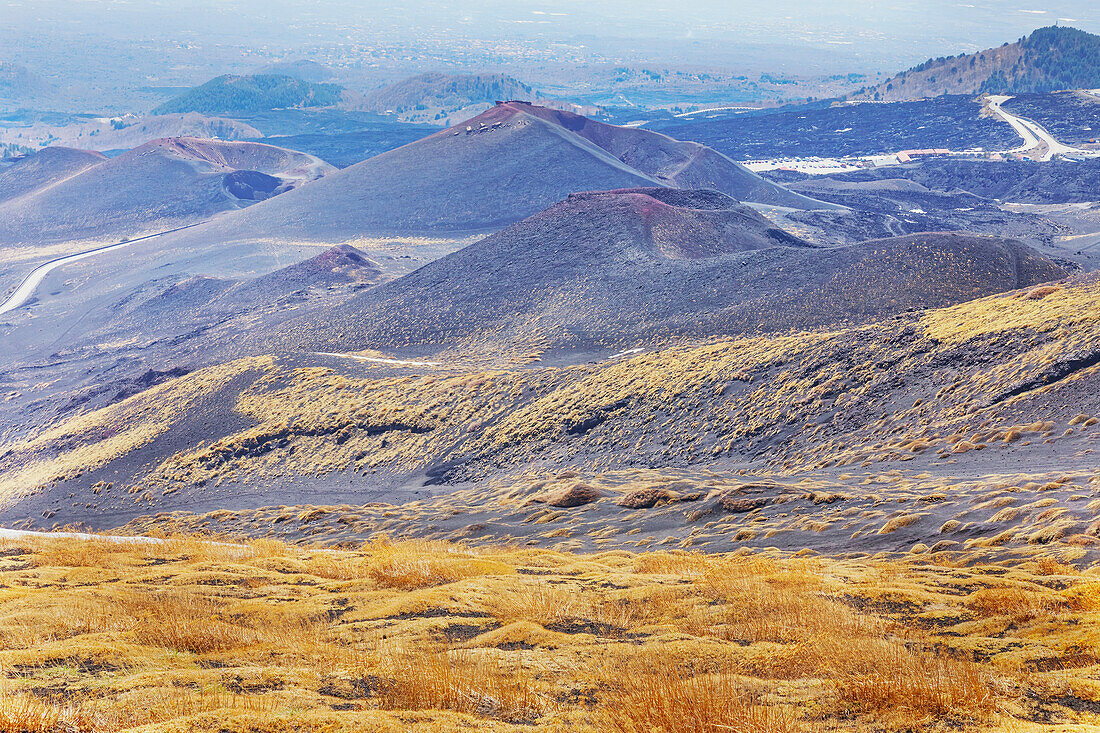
3;268;1094;537
155;74;344;116
988;26;1100;93
853;26;1100;101
3;534;1100;732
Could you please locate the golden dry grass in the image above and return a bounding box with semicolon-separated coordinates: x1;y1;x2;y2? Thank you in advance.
595;654;801;733
920;280;1100;343
0;536;1098;731
374;646;546;722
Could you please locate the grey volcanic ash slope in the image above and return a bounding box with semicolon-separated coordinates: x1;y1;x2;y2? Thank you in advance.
289;188;1067;351
0;243;386;445
148;102;828;251
0;147;106;205
0;138;333;246
0;114;265;155
80;244;384;348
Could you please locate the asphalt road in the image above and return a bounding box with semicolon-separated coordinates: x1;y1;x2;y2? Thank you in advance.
986;95;1092;161
0;223;204;316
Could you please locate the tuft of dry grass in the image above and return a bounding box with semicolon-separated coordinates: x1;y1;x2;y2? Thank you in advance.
964;586;1066;623
375;646;547;723
364;538;512;589
0;535;1096;732
832;642;997;728
0;694;98;733
27;537;149;569
596;654;801;733
878;513;924;534
484;579;658;636
125;590;261;654
305;537;512;588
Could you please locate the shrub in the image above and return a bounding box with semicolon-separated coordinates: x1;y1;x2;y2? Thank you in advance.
375;646;546;723
832;641;996;728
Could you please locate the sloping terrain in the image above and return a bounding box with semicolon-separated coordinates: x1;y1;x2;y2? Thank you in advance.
203;107;435;168
286;188;1065;352
651;96;1018;159
146;103;828;256
256;126;436;168
76;244;385;349
0;242;386;434
0;263;1086;535
512;103;826;209
1001;91;1100;146
0;113;264;153
362;73;533;113
793;158;1100;205
0;146;106;205
853;25;1100;102
0;137;334;247
756;175;1075;249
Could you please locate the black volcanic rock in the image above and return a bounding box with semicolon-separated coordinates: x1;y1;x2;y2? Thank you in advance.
224;170;282;200
799;158;1100;205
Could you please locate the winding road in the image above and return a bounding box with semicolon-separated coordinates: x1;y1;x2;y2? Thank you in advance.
986;95;1091;161
673;105;760;118
0;222;203;316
